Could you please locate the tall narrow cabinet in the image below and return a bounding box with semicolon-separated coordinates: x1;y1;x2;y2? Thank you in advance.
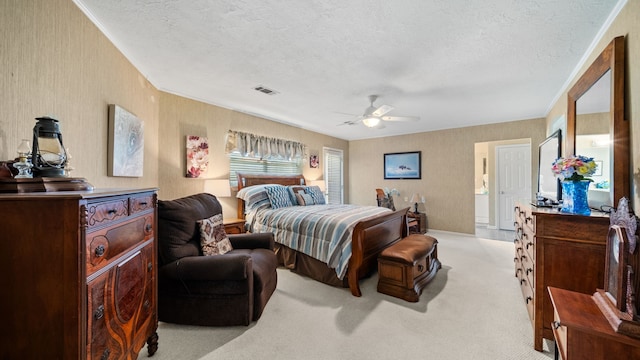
0;188;158;359
513;202;609;351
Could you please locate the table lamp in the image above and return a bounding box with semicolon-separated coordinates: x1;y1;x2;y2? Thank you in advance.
409;193;425;214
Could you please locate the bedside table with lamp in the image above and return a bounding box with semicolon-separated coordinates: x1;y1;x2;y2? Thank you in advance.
408;193;427;234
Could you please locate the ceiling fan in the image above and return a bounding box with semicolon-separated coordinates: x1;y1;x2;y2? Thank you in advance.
339;95;420;128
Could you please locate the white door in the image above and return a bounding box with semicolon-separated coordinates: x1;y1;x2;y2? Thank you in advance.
497;144;531;230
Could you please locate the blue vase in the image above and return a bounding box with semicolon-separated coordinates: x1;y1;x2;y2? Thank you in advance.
561;180;591;215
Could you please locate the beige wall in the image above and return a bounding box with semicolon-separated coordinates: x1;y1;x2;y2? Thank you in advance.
157;92;348;217
546;0;640;210
349;119;546;234
1;0;159;190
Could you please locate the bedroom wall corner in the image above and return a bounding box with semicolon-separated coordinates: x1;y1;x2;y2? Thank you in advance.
1;0;160;189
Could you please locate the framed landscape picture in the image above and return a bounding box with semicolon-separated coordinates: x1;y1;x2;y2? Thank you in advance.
384;151;421;179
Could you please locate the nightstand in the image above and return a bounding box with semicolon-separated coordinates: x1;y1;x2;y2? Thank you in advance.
407;212;427;234
223;218;246;234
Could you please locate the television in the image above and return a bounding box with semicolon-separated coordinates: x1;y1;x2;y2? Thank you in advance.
537;130;561;206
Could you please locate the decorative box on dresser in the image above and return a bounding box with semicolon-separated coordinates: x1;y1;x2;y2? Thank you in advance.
513;201;609;351
0;188;159;360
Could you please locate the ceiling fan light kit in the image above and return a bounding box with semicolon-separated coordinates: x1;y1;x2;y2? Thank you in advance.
362;117;381;127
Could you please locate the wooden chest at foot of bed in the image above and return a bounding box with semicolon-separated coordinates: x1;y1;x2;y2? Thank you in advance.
377;234;441;302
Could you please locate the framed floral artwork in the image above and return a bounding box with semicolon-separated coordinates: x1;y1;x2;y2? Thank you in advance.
186;135;209;178
108;104;144;177
310;155;319;168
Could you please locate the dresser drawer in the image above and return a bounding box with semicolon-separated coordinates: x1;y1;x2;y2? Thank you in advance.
130;193;154;214
86;214;154;274
519;276;534;322
87;243;155;360
87;197;129;229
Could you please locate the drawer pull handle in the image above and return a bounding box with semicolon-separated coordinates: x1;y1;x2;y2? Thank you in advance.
520;279;526;285
553;321;561;330
101;348;110;360
526;296;532;304
525;242;532;249
521;255;526;261
94;305;104;320
107;209;117;215
139;201;148;206
526;268;533;275
516;268;522;274
95;245;105;257
145;224;153;232
525;216;532;223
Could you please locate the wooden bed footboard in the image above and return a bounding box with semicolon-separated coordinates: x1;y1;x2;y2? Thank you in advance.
236;173;408;297
348;207;409;296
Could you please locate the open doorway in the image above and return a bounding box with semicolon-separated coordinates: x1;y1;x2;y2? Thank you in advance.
474;139;531;241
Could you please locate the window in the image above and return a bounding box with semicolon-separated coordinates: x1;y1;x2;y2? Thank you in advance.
323;147;343;204
229;154;302;187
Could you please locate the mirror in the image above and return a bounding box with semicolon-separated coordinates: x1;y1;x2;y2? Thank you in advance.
537;130;562;206
567;36;627;211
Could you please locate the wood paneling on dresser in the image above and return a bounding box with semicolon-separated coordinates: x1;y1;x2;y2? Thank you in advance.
513;202;609;351
0;188;158;360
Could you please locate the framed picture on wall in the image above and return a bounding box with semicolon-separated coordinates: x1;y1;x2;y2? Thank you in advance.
384;151;421;179
186;135;209;178
108;104;144;177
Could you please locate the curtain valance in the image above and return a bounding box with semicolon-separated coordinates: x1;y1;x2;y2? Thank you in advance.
225;130;306;161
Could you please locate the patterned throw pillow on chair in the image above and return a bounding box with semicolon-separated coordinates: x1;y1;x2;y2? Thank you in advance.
197;214;233;256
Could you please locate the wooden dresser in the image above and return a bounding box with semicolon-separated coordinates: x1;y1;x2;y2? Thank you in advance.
0;188;158;359
513;201;609;351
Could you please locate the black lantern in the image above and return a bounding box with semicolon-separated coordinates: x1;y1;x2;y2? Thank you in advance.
31;116;68;177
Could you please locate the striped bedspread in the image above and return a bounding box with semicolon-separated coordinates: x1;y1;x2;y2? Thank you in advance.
248;204;392;279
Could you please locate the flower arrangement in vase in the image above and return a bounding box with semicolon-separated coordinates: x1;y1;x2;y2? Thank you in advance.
551;155;597;215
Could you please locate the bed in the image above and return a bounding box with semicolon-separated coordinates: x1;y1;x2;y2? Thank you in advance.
236;173;409;297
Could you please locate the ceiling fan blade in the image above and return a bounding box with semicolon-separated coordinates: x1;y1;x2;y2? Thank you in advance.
381;115;420;122
372;104;394;117
334;111;359;116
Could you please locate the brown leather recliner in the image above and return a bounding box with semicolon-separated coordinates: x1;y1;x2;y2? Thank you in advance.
157;193;277;326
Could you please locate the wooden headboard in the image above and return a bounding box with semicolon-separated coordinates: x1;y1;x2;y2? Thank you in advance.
236;173;307;218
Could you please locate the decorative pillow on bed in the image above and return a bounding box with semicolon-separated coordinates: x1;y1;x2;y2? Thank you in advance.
197;214;233;256
265;185;293;209
295;191;315;206
236;184;279;212
287;185;307;205
306;185;326;205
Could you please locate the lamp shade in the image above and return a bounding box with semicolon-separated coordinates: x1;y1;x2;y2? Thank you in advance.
362;117;380;127
205;179;231;197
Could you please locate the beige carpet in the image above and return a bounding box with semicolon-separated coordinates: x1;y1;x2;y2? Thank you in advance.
139;230;555;360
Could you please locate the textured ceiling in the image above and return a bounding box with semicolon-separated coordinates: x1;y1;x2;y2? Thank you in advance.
73;0;622;141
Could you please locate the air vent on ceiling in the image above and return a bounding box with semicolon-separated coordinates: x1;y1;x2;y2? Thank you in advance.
253;85;279;95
